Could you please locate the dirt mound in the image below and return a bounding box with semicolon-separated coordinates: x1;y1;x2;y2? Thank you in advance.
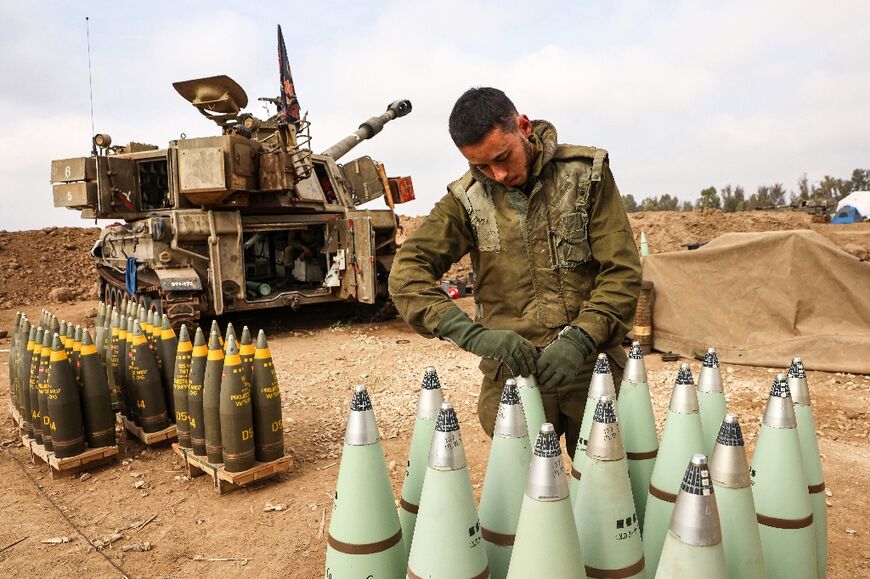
0;227;100;308
398;209;870;281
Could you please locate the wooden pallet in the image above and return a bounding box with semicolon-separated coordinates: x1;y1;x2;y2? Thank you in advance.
21;435;119;479
171;443;292;495
9;403;22;427
118;414;177;446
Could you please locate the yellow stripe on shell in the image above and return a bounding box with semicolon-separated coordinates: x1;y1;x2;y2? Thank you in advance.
161;329;176;340
177;342;193;353
239;344;255;356
253;348;272;359
224;354;242;366
50;350;68;362
80;344;98;356
192;345;208;357
207;349;224;361
26;341;35;351
132;335;148;346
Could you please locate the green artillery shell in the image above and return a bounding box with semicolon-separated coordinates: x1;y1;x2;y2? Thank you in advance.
21;326;36;438
58;321;69;355
507;424;586;579
48;334;86;458
407;402;488;579
574;397;645;579
79;330;116;448
479;379;532;579
105;310;120;411
158;315;178;420
126;316;143;426
173;325;193;449
643;364;706;576
9;312;21;404
219;335;255;472
399;366;443;557
118;315;133;421
710;414;766;579
130;321;169;433
655;455;727;579
697;348;727;458
571;353;616;485
187;328;208;456
325;386;406;578
616;341;658;532
750;375;817;579
37;330;54;451
252;330;284;463
29;328;44;444
789;357;828;579
514;374;546;443
71;326;83;385
94;302;106;363
203;329;225;463
109;311;126;415
239;326;254;384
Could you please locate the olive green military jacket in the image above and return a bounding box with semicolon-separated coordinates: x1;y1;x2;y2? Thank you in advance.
389;120;641;368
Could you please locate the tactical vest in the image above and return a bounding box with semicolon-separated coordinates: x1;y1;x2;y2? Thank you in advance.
447;145;609;346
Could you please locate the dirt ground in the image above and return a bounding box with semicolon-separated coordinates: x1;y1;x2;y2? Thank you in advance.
0;298;868;578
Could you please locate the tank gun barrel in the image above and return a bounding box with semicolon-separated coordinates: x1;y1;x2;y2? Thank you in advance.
321;99;412;161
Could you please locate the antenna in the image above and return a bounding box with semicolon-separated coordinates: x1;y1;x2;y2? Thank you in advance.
86;16;97;156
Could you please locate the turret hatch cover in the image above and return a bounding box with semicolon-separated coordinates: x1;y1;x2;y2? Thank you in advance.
173;75;248;114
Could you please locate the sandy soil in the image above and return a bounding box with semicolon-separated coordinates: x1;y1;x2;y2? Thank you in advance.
0;299;868;578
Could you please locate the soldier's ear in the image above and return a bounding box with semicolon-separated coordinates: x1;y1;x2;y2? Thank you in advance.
516;115;532;138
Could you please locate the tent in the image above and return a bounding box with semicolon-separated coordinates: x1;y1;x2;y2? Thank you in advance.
837;190;870;217
642;229;870;374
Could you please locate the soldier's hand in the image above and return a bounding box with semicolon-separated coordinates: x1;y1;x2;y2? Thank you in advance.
537;327;595;390
436;307;538;377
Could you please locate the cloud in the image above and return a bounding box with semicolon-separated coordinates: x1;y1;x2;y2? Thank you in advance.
2;0;870;231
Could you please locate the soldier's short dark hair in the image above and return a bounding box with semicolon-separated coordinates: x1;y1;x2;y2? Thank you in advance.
448;87;518;148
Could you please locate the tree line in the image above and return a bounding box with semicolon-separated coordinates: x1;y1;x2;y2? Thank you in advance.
621;168;870;212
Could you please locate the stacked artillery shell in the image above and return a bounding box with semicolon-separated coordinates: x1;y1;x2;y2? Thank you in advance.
9;312;21;406
94;302;106;364
37;330;53;451
251;330;284;462
325;386;406;578
48;334;86;458
507;423;585;579
108;310;123;414
130;321;169;433
118;315;134;423
751;374;817;578
187;328;208;456
697;348;727;457
78;330;116;448
789;357;827;579
173;325;193;449
514;374;546;443
158;314;178;419
203;329;225;463
655;455;727;579
29;327;45;444
407;401;488;578
219;334;255;472
398;366;444;556
643;364;706;575
616;341;658;531
239;326;255;384
58;321;69;356
709;414;765;579
478;379;532;578
571;353;616;491
574;396;645;578
21;326;36;438
71;326;83;384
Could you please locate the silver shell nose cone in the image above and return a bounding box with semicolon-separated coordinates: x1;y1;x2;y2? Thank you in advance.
763;374;796;429
669;454;722;546
526;423;568;500
493;379;528;439
344;385;379;446
429;401;467;471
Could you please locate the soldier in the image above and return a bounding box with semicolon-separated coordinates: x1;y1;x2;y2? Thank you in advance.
388;87;641;456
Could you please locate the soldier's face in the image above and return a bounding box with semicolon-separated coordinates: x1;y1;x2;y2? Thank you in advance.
460;115;534;188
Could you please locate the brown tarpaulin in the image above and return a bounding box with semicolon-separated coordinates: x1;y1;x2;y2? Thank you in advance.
642;229;870;374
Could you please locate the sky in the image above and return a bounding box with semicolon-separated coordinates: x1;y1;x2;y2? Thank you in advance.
1;0;868;230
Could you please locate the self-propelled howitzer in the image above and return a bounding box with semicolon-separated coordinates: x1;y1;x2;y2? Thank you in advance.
50;61;414;327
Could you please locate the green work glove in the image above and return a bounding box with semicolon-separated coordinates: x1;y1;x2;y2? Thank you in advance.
436;307;538;377
537;326;596;391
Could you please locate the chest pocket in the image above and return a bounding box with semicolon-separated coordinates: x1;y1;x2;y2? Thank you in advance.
554;210;592;268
